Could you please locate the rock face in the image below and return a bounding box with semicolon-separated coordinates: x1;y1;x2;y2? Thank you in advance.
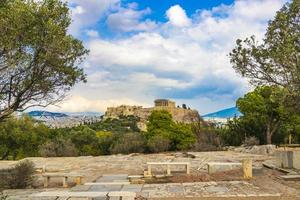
104;99;200;131
232;145;276;155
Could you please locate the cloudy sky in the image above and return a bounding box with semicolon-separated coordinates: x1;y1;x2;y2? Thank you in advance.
48;0;288;115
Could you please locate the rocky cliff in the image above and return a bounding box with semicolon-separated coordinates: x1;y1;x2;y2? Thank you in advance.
104;99;200;131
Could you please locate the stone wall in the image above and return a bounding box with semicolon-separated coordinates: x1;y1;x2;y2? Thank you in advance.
154;99;176;108
104;105;143;119
275;150;300;169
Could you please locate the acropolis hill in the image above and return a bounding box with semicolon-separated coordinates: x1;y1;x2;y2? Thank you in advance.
104;99;200;130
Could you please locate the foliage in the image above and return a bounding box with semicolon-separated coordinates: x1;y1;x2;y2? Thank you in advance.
0;160;35;189
70;126;99;156
219;119;242;146
147;135;170;153
229;0;300;111
96;131;114;155
146;110;196;151
0;115;146;159
0;0;88;121
39;138;78;157
191;121;222;151
237;86;288;144
0;115;50;160
0;192;7;200
219;86;300;146
89;115;141;133
172;123;196;150
110;133;146;154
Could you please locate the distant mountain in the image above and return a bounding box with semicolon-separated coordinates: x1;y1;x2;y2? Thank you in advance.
203;107;242;119
28;111;68;118
27;110;103;118
64;112;103;117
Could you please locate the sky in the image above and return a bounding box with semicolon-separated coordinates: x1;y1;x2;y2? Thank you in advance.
47;0;288;115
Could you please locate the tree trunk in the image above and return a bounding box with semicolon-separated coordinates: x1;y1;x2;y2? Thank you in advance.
0;151;9;160
266;124;272;144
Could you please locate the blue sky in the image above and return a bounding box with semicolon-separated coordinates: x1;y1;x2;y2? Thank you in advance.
122;0;235;21
48;0;288;114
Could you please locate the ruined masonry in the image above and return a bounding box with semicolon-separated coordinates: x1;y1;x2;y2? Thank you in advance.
104;99;200;131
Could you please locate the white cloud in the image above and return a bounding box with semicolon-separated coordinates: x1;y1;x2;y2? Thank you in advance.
128;73;194;89
68;0;119;36
59;0;288;113
106;5;157;32
72;5;85;15
85;29;99;38
166;5;191;27
48;95;150;113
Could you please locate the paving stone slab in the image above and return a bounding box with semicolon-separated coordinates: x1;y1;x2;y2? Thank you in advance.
93;197;107;200
85;182;130;186
70;185;91;191
89;185;123;192
101;174;128;178
122;184;143;192
168;185;184;193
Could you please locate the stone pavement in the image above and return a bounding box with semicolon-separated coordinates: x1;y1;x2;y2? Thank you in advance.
75;174;281;199
0;178;287;199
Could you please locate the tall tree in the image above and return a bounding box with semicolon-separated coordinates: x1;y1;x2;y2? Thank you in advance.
0;0;88;121
237;86;288;144
230;0;299;109
146;110;196;150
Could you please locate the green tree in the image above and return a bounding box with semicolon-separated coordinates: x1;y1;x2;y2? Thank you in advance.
229;0;299;110
147;110;174;139
237;86;289;144
221;116;266;146
146;110;196;151
110;132;146;154
89;115;140;133
70;126;99;156
0;115;50;160
96;131;114;155
0;0;88;121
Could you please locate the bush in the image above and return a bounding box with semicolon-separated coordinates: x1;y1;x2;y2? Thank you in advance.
39;138;78;157
0;192;7;200
192;122;222;151
243;136;260;146
0;160;35;189
71;126;99;156
146;110;196;151
96;131;114;155
110;133;146;154
147;135;170;153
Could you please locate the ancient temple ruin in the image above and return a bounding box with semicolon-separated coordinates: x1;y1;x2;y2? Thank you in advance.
104;99;200;131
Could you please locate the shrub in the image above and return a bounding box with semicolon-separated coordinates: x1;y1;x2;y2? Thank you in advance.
0;192;7;200
192;122;222;151
110;133;146;154
96;131;114;155
71;126;99;156
146;110;196;151
171;123;196;150
243;136;260;146
147;135;170;153
39;138;78;157
0;160;35;189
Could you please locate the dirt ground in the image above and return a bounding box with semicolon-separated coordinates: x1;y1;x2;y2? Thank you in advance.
1;150;300;199
154;198;300;200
